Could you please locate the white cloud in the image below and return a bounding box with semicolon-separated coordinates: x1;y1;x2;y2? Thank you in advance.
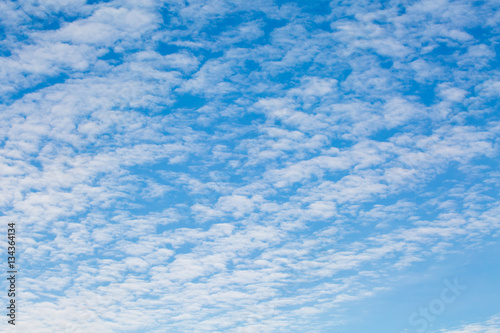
437;315;500;333
0;0;498;332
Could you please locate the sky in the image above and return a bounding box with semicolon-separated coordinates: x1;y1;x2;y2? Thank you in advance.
0;0;499;332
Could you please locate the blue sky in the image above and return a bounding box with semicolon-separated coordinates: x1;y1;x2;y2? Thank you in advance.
0;0;499;332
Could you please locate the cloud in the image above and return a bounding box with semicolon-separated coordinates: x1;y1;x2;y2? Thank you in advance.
438;315;500;333
0;0;499;332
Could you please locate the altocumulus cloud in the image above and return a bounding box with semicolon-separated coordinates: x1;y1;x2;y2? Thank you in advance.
0;0;499;332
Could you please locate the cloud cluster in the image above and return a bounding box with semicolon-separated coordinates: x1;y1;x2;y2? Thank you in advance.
0;0;498;332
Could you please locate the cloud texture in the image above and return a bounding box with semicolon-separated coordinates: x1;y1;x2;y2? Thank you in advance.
0;0;499;332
